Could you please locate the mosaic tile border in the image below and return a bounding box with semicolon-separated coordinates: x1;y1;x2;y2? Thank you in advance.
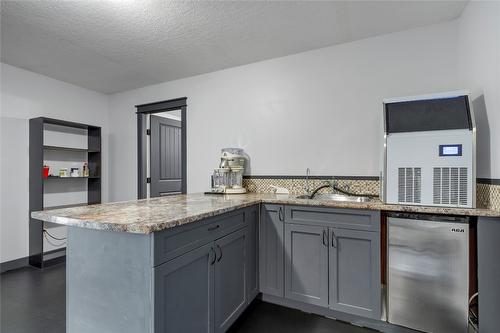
243;177;379;196
243;176;500;211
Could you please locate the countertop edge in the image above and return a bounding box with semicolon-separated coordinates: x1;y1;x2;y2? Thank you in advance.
31;195;500;235
134;200;262;234
31;200;262;234
261;198;500;217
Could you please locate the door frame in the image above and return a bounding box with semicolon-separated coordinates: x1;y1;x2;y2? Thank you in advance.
136;97;187;199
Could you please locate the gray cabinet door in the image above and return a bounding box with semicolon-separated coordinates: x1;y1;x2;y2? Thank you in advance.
154;242;214;333
329;228;381;319
214;228;247;333
284;223;329;307
259;204;285;297
246;206;259;302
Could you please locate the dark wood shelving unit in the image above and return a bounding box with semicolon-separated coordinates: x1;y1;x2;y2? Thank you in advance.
29;117;102;269
44;176;101;180
43;145;101;153
46;176;88;179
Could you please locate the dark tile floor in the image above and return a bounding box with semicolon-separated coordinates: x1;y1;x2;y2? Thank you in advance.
1;263;373;333
229;301;373;333
1;264;65;333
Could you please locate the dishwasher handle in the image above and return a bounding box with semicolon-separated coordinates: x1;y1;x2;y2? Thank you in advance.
386;211;470;223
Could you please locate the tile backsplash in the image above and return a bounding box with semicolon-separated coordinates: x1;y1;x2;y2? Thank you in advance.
243;177;379;196
477;183;500;210
243;176;500;211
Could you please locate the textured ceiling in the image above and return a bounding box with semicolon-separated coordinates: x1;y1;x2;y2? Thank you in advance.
1;1;467;94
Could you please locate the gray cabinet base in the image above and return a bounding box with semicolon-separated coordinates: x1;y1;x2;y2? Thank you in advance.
478;218;500;333
66;207;260;333
67;227;153;333
260;293;418;333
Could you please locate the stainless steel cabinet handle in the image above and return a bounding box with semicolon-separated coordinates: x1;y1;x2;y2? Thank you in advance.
208;224;220;231
322;229;328;246
210;247;216;265
331;230;337;248
278;206;284;221
216;244;222;262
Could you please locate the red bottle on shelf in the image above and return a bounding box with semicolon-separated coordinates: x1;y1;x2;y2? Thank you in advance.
43;165;49;179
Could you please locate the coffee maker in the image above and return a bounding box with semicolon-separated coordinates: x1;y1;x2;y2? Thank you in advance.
209;148;247;194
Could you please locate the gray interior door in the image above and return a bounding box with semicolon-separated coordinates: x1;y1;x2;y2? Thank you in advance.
154;242;214;333
150;115;182;197
214;228;247;333
284;223;329;307
329;228;381;319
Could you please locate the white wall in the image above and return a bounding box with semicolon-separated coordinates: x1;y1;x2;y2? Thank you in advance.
457;1;500;179
0;63;109;263
3;2;498;263
108;21;460;201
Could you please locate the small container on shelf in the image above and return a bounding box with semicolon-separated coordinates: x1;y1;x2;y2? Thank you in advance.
70;168;80;177
42;165;50;179
59;168;68;177
83;163;89;177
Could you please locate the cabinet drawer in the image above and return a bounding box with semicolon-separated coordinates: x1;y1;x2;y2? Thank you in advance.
284;205;380;232
153;209;246;266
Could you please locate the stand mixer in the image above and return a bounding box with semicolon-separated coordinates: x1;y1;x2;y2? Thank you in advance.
210;148;247;194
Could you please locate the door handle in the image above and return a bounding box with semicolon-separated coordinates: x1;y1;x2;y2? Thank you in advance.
322;229;328;247
208;224;220;231
331;230;337;248
278;207;284;221
216;244;222;262
210;247;216;265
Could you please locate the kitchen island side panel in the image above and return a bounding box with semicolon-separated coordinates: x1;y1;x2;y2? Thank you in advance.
67;227;153;333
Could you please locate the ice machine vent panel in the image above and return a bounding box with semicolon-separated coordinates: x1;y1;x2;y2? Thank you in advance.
433;167;468;206
385;95;472;133
397;167;421;203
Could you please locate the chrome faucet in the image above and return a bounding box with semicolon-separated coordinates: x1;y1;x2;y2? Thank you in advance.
330;177;351;194
330;177;339;193
304;168;311;195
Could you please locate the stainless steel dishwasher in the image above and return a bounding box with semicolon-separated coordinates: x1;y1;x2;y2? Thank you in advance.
387;212;469;333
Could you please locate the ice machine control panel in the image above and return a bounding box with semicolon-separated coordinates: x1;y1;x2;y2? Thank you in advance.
439;144;462;157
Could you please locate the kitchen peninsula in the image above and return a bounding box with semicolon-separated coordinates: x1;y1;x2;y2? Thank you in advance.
32;193;500;333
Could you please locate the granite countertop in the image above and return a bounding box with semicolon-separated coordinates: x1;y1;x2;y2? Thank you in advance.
31;193;500;234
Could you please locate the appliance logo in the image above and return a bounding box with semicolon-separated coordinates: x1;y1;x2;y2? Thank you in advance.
451;228;465;233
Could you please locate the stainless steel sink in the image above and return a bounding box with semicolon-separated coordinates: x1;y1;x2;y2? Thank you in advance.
296;193;374;202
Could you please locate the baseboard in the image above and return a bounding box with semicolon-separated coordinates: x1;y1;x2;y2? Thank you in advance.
43;248;66;267
260;293;418;333
1;248;66;273
1;256;28;273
